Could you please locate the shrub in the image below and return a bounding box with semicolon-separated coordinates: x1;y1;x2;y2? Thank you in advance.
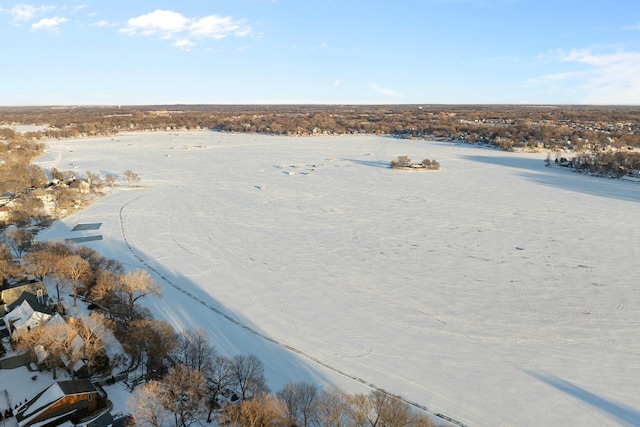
422;158;440;170
390;156;411;168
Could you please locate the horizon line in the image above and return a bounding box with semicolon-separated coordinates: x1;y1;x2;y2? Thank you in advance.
1;103;639;108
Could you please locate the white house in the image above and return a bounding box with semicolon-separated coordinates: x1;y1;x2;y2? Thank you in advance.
5;298;52;337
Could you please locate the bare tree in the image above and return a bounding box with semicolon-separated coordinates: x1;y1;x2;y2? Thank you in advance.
409;413;435;427
84;170;103;192
15;318;82;379
232;354;270;401
124;169;141;187
121;319;147;373
42;240;74;258
119;268;162;320
50;185;76;214
161;364;207;427
345;390;424;427
23;250;58;281
90;268;161;326
128;380;169;427
24;241;73;309
203;355;236;422
72;313;112;376
58;254;91;307
8;196;44;227
368;391;412;427
221;392;285;427
51;321;85;379
90;269;126;320
421;159;440;170
175;328;216;373
277;381;318;427
0;244;20;287
314;386;351;427
52;257;71;312
346;393;369;427
124;319;177;378
104;173;117;188
73;245;122;294
390;156;411;168
3;228;34;258
89;269;120;308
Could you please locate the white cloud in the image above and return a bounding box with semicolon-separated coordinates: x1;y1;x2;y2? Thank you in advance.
190;14;249;39
90;20;111;28
527;70;585;85
173;38;195;50
4;3;69;32
561;49;640;67
8;4;37;21
121;9;189;37
5;3;54;22
334;79;340;86
528;48;640;103
370;83;402;98
31;16;68;32
311;42;329;51
234;26;252;37
558;49;640;104
121;9;251;47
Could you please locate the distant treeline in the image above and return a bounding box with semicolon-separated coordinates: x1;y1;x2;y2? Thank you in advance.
1;104;639;150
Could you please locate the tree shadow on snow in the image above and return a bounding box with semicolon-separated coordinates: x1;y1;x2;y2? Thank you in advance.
342;158;391;169
37;224;334;393
459;154;545;172
526;370;640;426
461;154;640;203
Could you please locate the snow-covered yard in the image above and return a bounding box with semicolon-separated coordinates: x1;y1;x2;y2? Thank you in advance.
27;131;640;427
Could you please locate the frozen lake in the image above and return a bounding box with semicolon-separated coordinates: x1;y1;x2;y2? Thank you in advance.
1;124;49;133
36;131;640;427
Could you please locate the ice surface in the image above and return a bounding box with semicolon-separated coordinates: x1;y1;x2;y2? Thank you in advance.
32;131;640;427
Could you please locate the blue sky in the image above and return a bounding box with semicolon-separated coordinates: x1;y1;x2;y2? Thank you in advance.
1;0;640;105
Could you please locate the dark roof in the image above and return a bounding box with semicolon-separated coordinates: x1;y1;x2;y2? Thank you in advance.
0;317;8;338
6;291;50;314
1;277;41;291
57;379;98;395
1;280;48;308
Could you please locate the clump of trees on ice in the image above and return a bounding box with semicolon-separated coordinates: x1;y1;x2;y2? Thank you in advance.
390;156;441;170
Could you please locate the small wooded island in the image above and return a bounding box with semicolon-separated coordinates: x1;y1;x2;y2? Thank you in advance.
390;156;441;170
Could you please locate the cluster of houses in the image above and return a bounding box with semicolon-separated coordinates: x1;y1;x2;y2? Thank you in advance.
0;177;92;223
0;190;55;222
0;279;119;427
551;156;640;179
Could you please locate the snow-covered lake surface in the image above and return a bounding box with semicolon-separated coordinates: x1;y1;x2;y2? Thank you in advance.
33;131;640;426
0;124;49;133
